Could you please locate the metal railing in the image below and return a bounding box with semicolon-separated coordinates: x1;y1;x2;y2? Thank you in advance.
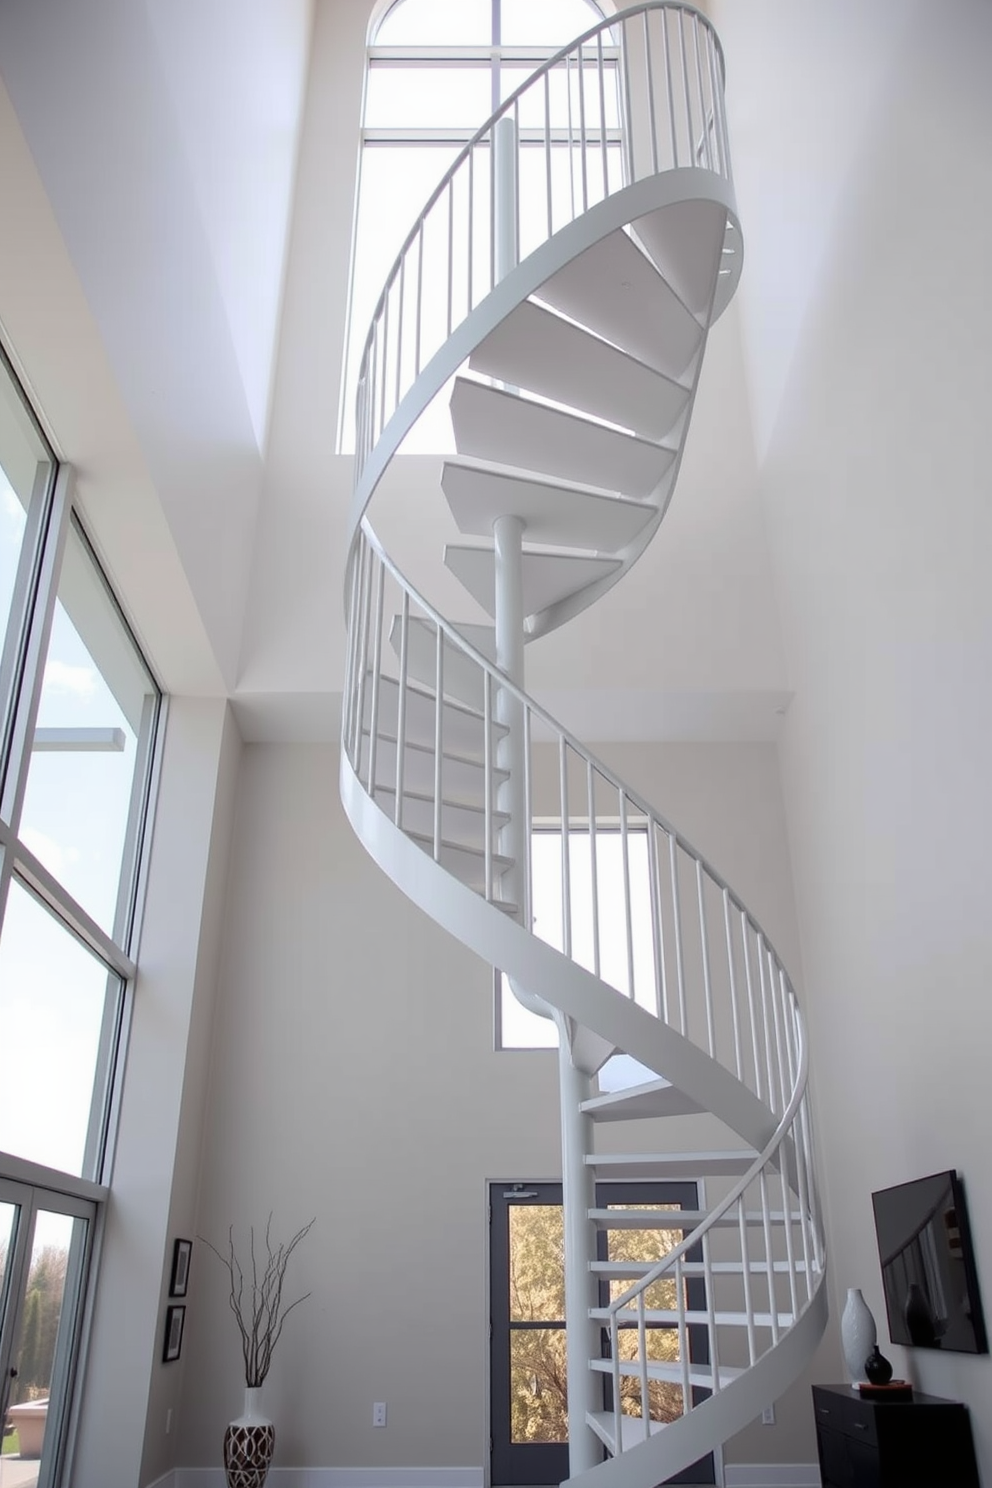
354;1;730;479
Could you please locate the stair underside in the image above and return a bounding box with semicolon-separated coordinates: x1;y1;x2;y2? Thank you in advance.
389;615;496;710
442;463;655;553
444;544;622;620
582;1077;702;1122
587;1151;758;1179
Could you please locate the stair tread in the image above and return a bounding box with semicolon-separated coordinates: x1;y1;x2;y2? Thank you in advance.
444;544;621;621
407;828;512;868
589;1306;796;1327
389;615;497;710
535;229;703;381
588;1207;803;1229
450;377;675;500
441;463;655;554
587;1151;758;1178
361;726;504;774
589;1357;743;1387
587;1410;666;1452
361;672;506;754
581;1077;702;1122
591;1259;811;1276
373;784;507;820
630;198;728;318
469;300;690;440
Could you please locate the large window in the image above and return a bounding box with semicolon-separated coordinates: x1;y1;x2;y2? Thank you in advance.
340;0;611;453
0;343;161;1487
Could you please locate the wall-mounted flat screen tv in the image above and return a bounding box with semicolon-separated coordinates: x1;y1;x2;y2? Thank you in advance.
872;1169;987;1354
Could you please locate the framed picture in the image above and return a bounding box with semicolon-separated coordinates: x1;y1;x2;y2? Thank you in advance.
170;1238;192;1297
163;1304;186;1363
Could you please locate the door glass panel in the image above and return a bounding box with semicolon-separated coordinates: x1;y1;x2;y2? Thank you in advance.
508;1205;565;1321
615;1326;683;1422
509;1328;567;1442
0;880;121;1178
2;1207;89;1488
20;518;158;937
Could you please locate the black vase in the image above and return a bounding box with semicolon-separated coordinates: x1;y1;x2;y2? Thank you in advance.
864;1344;893;1385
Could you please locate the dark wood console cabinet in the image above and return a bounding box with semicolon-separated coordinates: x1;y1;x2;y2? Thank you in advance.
812;1383;980;1487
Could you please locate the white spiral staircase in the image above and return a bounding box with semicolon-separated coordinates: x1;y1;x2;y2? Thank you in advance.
340;6;828;1485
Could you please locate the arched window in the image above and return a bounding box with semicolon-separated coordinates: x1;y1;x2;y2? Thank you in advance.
340;0;612;452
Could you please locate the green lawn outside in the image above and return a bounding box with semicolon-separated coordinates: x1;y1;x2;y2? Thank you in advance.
1;1428;20;1456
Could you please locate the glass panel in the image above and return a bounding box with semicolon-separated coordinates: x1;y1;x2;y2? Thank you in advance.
19;518;157;935
0;357;54;706
615;1326;684;1422
375;0;492;46
367;63;493;130
2;1209;88;1488
509;1327;567;1441
500;0;607;46
0;880;120;1177
607;1203;685;1265
501;61;621;131
509;1205;565;1321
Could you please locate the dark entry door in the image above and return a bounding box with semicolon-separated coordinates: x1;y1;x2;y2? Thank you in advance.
489;1180;716;1485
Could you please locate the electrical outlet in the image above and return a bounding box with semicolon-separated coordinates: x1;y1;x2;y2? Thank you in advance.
373;1401;387;1428
761;1404;775;1425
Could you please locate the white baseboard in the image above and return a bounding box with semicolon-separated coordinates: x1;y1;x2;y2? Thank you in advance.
160;1469;485;1488
723;1467;819;1488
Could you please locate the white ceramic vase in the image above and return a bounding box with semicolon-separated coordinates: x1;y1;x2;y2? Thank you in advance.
224;1386;275;1488
841;1287;877;1386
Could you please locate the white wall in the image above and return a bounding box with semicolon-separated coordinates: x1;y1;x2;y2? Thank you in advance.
715;0;992;1474
176;738;812;1471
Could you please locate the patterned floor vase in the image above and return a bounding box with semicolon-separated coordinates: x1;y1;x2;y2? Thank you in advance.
224;1387;275;1488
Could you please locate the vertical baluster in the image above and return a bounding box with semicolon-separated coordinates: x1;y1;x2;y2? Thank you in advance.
712;33;731;181
611;1311;623;1453
756;933;778;1113
483;669;493;901
365;556;386;796
643;10;660;174
676;1256;690;1415
352;537;372;770
523;706;533;927
489;125;497;289
706;29;724;177
344;543;362;762
395;257;405;412
394;591;410;828
781;978;813;1300
660;7;675;169
514;99;521;264
446;181;454;337
415;224;424;375
759;1166;779;1345
696;861;715;1056
648;820;666;1022
700;1184;719;1393
467;145;475;314
379;292;390;435
620;18;634;185
544;69;553;237
368;325;378;449
619;791;634;1000
597;32;609;201
723;889;743;1080
678;10;692;173
692;15;711;170
587;761;601;979
577;44;589;212
566;51;577;220
669;833;687;1035
769;946;789;1115
560;737;572;959
738;1195;757;1365
741;912;763;1102
433;628;444;861
637;1291;650;1441
777;1096;800;1324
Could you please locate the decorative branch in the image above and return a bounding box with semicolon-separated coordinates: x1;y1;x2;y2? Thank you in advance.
200;1216;315;1386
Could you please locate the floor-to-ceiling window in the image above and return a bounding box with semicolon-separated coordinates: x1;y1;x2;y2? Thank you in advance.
340;0;613;453
0;343;161;1488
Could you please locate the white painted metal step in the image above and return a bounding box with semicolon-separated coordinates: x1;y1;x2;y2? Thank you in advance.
534;229;703;381
587;1151;758;1180
630;198;727;319
444;545;621;621
591;1259;810;1279
589;1357;742;1390
587;1410;665;1454
588;1208;802;1230
388;616;497;710
407;830;513;893
372;786;507;848
361;674;505;756
441;463;655;554
450;378;675;499
357;732;507;801
590;1306;796;1329
469;300;690;441
581;1078;702;1122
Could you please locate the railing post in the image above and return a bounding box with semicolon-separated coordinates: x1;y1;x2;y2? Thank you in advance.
558;1039;601;1475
